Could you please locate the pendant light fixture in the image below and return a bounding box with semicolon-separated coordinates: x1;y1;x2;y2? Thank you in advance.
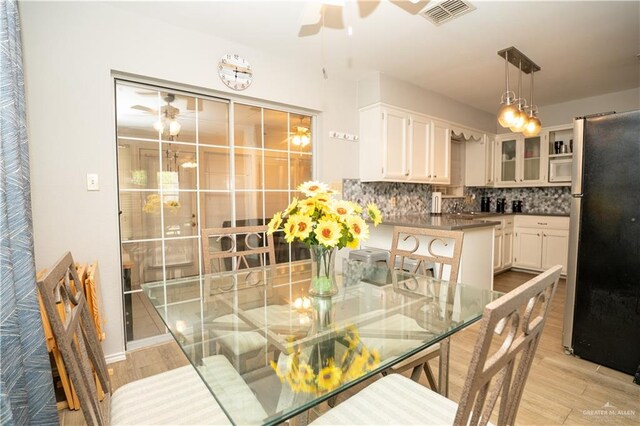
509;60;528;132
497;47;542;135
497;51;518;128
523;70;542;137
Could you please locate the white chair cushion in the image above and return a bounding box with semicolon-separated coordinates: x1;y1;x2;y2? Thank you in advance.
110;364;231;425
211;313;267;355
199;355;268;424
310;373;461;425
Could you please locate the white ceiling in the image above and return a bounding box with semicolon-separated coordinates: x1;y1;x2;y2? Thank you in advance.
112;1;639;114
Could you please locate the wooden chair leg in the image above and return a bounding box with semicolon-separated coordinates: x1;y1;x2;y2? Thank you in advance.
423;360;438;391
409;365;422;382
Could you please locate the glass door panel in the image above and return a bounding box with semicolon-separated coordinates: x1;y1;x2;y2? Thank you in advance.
234;104;262;148
263;109;289;150
199;98;229;146
523;137;541;181
235;148;263;190
500;139;517;182
200;192;232;229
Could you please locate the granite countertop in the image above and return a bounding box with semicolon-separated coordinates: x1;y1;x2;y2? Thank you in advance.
375;214;500;231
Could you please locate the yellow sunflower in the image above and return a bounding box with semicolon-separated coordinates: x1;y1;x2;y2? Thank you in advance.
367;203;382;226
343;354;367;381
292;214;313;241
364;348;381;371
317;361;342;392
314;219;342;247
347;238;360;249
297;198;317;216
330;200;354;218
283;197;299;217
283;216;299;243
266;212;283;235
345;215;370;241
298;180;329;197
297;362;317;394
350;201;363;214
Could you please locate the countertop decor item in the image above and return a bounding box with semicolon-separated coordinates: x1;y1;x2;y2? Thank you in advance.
267;180;382;296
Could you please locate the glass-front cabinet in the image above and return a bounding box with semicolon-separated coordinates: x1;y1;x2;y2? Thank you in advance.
495;134;544;186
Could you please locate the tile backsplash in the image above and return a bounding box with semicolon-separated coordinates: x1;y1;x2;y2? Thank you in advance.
342;179;571;215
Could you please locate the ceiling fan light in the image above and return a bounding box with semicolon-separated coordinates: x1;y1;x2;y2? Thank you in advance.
292;135;302;146
169;119;181;136
523;115;542;137
153;120;164;133
498;102;519;128
301;134;310;147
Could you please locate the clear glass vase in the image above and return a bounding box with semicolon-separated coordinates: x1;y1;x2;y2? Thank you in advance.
309;245;338;297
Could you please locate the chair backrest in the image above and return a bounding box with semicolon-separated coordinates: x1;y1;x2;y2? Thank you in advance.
36;252;111;426
201;225;275;274
389;226;464;282
455;265;562;426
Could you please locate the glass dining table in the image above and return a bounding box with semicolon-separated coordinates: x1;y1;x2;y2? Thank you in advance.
142;259;502;426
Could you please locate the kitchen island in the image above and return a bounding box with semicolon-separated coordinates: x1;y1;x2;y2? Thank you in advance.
358;215;499;291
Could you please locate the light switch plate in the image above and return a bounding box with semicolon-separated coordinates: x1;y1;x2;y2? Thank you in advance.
87;173;99;191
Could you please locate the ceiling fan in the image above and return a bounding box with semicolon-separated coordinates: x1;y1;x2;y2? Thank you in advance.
131;93;184;137
298;0;429;37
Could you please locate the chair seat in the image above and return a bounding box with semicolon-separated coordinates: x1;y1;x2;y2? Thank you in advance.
111;364;231;425
311;374;481;425
211;313;268;355
199;355;269;424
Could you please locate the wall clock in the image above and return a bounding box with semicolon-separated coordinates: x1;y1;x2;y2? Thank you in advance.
218;54;253;91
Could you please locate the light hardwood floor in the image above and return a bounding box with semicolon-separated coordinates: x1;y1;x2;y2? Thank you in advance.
60;271;640;425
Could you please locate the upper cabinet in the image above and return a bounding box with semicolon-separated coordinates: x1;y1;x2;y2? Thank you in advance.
359;104;450;184
494;134;546;186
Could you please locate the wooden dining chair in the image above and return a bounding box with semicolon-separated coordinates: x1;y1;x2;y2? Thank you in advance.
312;265;562;426
37;252;233;425
201;225;275;274
385;226;464;391
201;225;276;372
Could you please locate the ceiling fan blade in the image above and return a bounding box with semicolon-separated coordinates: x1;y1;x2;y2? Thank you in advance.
322;4;345;29
131;105;156;114
357;0;380;18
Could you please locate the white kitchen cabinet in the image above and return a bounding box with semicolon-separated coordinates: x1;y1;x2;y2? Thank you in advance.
464;134;495;187
478;216;513;273
541;229;569;274
430;120;451;184
502;227;513;269
495;134;546;187
493;231;502;272
513;216;569;274
382;107;409;179
359;104;450;184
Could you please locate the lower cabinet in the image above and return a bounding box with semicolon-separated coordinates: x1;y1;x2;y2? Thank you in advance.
483;216;513;273
513;216;569;274
502;228;513;269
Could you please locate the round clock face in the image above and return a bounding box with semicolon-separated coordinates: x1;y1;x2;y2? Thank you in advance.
218;54;253;91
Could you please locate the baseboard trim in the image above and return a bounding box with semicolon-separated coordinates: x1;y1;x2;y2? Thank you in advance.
105;352;126;364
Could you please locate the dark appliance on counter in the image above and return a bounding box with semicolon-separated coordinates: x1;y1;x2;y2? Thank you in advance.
563;110;640;376
481;197;490;212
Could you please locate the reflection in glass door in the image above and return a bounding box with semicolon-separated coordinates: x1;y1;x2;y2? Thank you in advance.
115;80;313;345
500;139;517;182
523;136;541;182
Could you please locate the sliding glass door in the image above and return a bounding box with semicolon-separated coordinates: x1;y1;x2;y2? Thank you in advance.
115;80;313;345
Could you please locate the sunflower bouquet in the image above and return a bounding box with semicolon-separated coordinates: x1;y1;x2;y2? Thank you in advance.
266;181;382;295
271;325;380;395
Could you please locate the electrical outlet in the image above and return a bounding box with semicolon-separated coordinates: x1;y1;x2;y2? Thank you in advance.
389;196;397;208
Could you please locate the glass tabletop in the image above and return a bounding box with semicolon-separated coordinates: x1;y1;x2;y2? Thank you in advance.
142;259;502;425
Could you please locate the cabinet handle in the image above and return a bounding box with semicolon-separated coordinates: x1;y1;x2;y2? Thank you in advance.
543;233;547;237
537;233;540;236
537;222;547;225
434;175;437;178
428;175;432;178
405;172;409;176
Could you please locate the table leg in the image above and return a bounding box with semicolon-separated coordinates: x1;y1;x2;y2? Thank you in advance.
438;337;450;398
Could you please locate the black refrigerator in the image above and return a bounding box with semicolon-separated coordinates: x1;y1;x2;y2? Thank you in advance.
563;110;640;376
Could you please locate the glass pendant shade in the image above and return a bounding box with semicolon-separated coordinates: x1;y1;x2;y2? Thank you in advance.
169;119;181;136
153;120;164;133
498;102;520;128
509;109;528;132
523;115;541;137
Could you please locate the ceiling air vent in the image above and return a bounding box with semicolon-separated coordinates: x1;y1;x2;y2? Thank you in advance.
420;0;476;26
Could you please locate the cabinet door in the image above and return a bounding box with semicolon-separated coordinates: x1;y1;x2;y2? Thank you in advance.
485;135;495;186
522;136;543;184
496;137;518;185
430;121;451;184
463;136;486;186
514;228;542;269
542;229;569;274
382;108;408;179
493;231;503;272
408;116;431;181
502;229;513;268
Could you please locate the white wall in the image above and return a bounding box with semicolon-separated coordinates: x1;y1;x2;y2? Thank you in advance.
358;72;497;133
19;1;357;357
538;88;640;127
